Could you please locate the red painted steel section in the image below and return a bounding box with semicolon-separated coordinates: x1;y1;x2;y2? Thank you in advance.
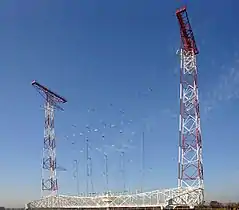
176;6;199;54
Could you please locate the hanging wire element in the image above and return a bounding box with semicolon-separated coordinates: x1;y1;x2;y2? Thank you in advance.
89;154;94;194
115;143;132;194
73;159;80;195
95;147;107;192
85;136;90;196
95;145;113;194
141;131;145;192
120;151;126;192
70;124;81;196
103;152;109;193
85;134;94;196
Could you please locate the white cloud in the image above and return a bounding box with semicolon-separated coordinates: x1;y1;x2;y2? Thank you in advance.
201;60;239;116
163;57;239;120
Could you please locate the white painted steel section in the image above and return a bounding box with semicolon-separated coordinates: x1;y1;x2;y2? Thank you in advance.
178;49;204;204
42;100;57;197
26;187;203;209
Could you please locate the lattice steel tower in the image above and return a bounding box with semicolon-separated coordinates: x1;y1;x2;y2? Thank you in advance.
176;6;204;201
32;80;67;197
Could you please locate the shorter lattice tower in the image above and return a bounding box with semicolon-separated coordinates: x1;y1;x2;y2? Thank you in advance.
176;6;204;204
32;80;67;197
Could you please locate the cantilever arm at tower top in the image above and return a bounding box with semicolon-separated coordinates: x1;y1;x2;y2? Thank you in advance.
31;80;67;104
31;80;67;197
176;6;199;55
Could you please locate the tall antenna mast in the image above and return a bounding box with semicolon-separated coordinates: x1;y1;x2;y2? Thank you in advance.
31;80;67;197
176;6;204;204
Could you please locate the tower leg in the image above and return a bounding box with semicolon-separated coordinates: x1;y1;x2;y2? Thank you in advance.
178;49;204;204
42;97;58;197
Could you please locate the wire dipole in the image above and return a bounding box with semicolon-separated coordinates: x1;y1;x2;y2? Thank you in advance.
71;126;80;196
120;151;126;192
73;159;80;195
86;136;89;195
89;156;94;194
104;153;109;193
76;160;80;195
85;135;94;195
141;131;145;192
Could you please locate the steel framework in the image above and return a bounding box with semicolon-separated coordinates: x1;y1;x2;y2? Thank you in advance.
26;6;204;210
176;6;204;203
32;80;67;197
26;187;202;209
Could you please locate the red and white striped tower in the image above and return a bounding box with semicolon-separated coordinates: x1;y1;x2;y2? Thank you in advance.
32;80;67;197
176;6;204;203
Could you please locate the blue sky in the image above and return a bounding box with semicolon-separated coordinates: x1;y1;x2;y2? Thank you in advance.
0;0;239;207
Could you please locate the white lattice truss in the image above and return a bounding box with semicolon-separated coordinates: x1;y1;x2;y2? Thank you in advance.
42;100;57;197
26;187;203;209
178;49;204;194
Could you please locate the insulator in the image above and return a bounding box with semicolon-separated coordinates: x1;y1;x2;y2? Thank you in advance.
96;147;101;152
119;109;125;114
